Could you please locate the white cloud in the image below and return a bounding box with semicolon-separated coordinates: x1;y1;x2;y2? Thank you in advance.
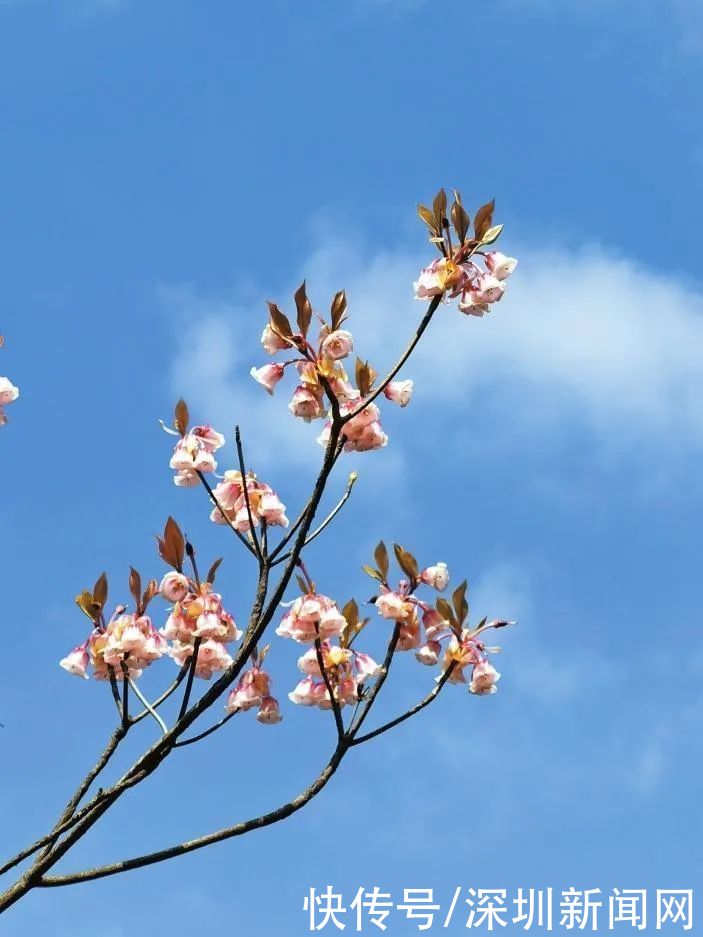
162;228;703;485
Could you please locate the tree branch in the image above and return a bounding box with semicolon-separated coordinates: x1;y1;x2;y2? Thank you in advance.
351;663;456;746
235;425;264;564
38;740;351;887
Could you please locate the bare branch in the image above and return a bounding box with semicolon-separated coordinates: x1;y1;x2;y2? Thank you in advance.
38;741;350;887
173;709;238;749
235;425;264;564
196;469;256;557
273;471;358;566
351;663;457;746
314;633;345;741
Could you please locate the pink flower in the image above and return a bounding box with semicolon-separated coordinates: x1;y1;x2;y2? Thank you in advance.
413;258;463;299
484;251;518;281
170;638;233;679
289;385;325;422
250;363;285;394
289;676;318;706
469;660;501;695
226;668;272;712
383;380;413;407
0;377;19;406
159;572;190;603
420;562;449;591
396;616;422;651
472;273;505;304
422;608;449;641
191;425;226;452
257;696;283;724
354;651;382;682
415;641;441;667
320;329;354;360
174;470;199;487
258;490;289;527
210;470;245;512
59;644;89;679
441;633;483;684
375;589;409;621
276;593;347;643
170;431;221;477
261;322;290;354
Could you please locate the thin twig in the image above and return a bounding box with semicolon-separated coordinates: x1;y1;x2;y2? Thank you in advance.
173;709;238;748
351;663;456;746
127;676;168;735
235;425;264;563
314;633;345;741
273;471;358;566
177;638;202;722
196;470;256;557
131;664;189;724
349;623;401;739
343;293;443;423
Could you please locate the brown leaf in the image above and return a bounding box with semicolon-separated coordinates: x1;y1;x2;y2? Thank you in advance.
474;199;495;240
206;557;223;584
417;203;439;236
75;590;99;621
393;543;419;581
452;579;469;626
160;516;185;570
437;597;459;633
142;578;158;609
330;290;347;331
373;541;389;580
355;357;368;396
451;191;470;244
174;398;189;437
295;574;309;594
342;598;359;629
92;572;108;610
432;188;448;229
294;281;313;337
266;301;293;341
129;567;142;608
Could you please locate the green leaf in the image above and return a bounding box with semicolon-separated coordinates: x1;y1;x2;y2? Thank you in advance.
481;223;503;246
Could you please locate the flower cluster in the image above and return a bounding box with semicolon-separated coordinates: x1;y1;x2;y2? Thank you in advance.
274;591;381;710
160;573;241;679
60;568;242;685
365;543;512;695
225;665;282;724
0;376;19;426
275;592;347;643
209;470;288;531
169;425;225;485
289;640;381;710
414;250;518;317
316;397;388;453
248;284;412;455
60;608;168;681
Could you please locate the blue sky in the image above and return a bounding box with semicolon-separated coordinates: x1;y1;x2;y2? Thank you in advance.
1;0;702;933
